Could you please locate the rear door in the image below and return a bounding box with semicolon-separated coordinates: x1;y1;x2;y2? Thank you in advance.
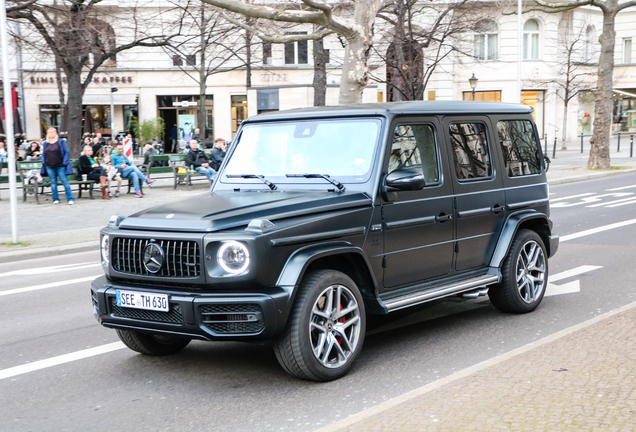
442;117;506;272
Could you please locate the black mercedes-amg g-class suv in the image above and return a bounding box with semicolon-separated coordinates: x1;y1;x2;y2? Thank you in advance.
92;101;558;381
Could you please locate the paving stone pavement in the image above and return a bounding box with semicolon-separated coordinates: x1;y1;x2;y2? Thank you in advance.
326;305;636;432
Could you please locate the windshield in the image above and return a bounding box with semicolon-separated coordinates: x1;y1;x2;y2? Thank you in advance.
223;118;381;184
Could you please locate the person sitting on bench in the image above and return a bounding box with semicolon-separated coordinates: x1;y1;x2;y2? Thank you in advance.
111;143;155;198
79;145;109;200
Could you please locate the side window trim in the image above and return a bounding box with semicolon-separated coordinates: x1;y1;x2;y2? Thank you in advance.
388;121;443;187
448;120;495;183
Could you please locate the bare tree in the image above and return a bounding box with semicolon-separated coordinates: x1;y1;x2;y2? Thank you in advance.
531;0;636;169
7;0;180;156
200;0;385;104
373;0;478;101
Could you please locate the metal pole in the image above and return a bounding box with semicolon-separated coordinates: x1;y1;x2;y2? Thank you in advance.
517;0;522;103
472;89;475;101
618;132;621;152
0;0;19;243
110;88;115;137
631;134;634;158
580;133;584;153
14;21;25;133
552;136;557;159
544;133;548;155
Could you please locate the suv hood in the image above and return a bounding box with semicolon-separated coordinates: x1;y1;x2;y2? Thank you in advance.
118;190;372;232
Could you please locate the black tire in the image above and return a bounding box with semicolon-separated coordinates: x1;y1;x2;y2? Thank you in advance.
116;329;191;356
489;229;548;314
544;155;550;172
273;270;366;382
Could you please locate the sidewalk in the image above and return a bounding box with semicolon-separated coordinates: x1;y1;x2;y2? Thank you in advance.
318;302;636;432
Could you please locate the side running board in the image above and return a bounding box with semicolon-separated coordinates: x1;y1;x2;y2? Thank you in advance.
381;269;500;313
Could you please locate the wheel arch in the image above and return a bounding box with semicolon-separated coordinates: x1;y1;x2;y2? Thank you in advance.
490;211;552;268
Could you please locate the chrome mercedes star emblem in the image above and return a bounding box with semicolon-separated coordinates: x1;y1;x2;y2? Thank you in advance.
143;243;164;274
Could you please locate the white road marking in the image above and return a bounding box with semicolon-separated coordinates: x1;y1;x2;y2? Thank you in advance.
560;218;636;242
0;262;100;278
607;199;636;208
0;342;125;380
586;196;636;207
551;192;632;208
550;193;596;202
544;266;603;297
607;184;636;191
0;276;100;297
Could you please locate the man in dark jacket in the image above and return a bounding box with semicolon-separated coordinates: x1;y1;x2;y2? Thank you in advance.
185;139;214;179
210;138;226;171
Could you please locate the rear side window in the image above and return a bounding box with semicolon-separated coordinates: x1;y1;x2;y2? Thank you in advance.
449;122;492;180
497;120;542;176
390;124;440;185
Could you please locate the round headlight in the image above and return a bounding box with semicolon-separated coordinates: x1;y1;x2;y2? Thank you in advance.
217;241;250;275
101;234;109;267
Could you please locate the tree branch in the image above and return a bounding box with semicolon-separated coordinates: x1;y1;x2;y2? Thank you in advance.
222;13;333;43
200;0;325;24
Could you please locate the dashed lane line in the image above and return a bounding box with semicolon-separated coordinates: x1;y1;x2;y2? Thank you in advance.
560;218;636;242
0;276;100;297
0;343;126;381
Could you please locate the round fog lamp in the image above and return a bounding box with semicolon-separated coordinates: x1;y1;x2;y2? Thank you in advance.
217;241;250;274
101;235;110;267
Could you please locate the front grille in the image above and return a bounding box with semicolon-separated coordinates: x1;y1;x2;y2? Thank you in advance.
200;304;264;334
110;297;183;324
112;237;200;278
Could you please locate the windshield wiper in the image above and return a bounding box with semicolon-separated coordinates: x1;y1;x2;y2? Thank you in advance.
286;173;345;192
227;174;277;190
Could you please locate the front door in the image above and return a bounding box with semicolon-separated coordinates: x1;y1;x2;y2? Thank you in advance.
442;117;505;271
382;120;455;289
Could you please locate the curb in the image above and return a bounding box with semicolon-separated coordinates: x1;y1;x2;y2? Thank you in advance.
548;167;636;185
0;241;99;264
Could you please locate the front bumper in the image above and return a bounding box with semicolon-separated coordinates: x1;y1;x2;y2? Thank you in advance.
91;276;289;341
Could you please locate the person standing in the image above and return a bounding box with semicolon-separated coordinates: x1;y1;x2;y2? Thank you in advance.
79;145;109;199
170;124;178;153
112;143;155;197
185;139;214;180
193;128;201;143
210;138;227;171
40;127;74;205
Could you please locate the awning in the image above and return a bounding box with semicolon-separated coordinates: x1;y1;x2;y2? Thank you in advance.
36;94;138;105
614;89;636;98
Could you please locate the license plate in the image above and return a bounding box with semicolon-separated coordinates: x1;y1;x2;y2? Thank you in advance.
116;290;169;312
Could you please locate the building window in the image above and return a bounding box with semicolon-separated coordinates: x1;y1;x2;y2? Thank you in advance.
284;33;309;65
624;38;632;64
523;19;540;60
172;55;183;66
185;55;196;66
231;95;247;138
474;20;498;60
263;42;272;64
257;89;279;114
585;26;595;62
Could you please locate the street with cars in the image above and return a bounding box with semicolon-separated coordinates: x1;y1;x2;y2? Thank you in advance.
2;170;636;431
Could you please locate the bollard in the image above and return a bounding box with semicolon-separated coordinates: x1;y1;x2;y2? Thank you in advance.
618;132;621;152
581;133;584;153
631;134;634;158
544;133;548;155
553;136;557;159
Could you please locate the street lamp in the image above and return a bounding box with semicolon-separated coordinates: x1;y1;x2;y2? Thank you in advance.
110;86;118;137
469;73;478;101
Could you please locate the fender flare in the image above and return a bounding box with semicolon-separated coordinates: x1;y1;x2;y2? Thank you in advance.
490;211;550;268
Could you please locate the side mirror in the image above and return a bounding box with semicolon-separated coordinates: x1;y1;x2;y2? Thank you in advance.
385;169;425;191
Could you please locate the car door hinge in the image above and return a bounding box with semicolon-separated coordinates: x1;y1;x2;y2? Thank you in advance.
454;197;458;209
382;256;386;268
455;242;459;253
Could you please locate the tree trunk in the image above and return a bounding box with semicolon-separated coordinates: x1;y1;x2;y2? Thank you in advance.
199;5;207;141
313;39;326;106
588;10;616;169
338;0;383;104
562;99;568;150
65;70;84;157
245;19;252;89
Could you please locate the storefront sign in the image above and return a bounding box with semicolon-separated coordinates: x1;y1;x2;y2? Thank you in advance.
172;101;197;107
29;75;134;85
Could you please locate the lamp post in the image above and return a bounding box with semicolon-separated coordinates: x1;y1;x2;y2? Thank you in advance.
110;86;118;137
469;73;479;101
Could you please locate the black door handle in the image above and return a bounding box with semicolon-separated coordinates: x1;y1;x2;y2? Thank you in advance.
491;205;505;214
436;213;452;222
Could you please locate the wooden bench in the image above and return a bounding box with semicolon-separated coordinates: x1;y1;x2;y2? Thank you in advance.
16;160;98;204
144;154;207;190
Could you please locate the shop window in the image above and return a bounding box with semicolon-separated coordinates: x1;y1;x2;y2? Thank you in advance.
231;95;247;138
449;122;492;180
86;105;112;135
520;90;544;138
123;105;138;134
462;90;501;102
284;33;308;65
257;89;279;114
523;19;540;60
624;38;632;64
39;105;62;137
474;20;498;61
497;120;542;177
578;91;595;135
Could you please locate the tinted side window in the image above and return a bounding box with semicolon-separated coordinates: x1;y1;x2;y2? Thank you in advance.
449;122;492;180
390;124;440;185
497;120;542;176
